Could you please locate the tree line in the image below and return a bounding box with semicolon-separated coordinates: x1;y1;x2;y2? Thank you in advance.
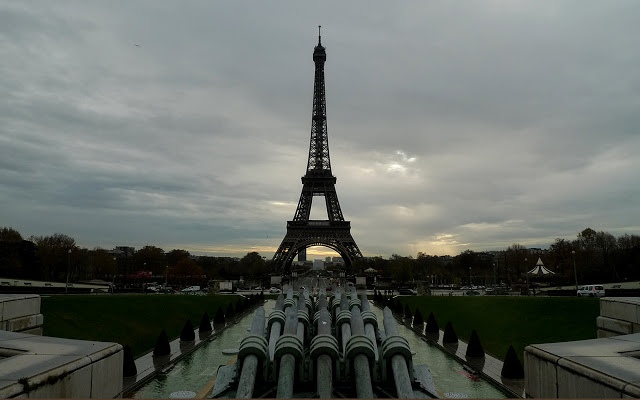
0;227;267;285
349;228;640;286
1;226;639;286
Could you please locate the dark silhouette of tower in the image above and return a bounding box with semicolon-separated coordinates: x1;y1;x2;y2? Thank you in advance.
272;28;363;271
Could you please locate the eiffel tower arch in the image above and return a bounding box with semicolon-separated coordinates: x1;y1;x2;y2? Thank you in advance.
272;28;363;272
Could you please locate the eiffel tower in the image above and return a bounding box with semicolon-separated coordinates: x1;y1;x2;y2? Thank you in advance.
272;28;363;271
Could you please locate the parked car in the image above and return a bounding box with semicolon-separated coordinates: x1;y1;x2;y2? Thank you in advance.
577;285;605;297
465;290;481;296
253;286;263;290
269;287;281;293
398;288;417;295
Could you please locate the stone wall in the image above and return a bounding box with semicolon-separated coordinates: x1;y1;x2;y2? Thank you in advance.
0;293;124;398
0;294;43;335
524;297;640;398
0;330;123;398
597;297;640;337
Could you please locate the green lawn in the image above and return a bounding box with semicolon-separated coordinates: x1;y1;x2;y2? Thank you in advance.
41;295;240;357
397;296;600;361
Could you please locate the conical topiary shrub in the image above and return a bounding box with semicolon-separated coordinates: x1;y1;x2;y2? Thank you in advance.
235;299;244;313
443;322;458;344
260;290;264;300
501;345;525;379
214;306;226;324
394;300;403;315
226;302;236;319
404;304;413;320
180;320;195;341
425;312;439;334
465;329;484;357
386;297;394;310
413;308;424;328
123;345;137;377
153;330;171;356
199;312;212;332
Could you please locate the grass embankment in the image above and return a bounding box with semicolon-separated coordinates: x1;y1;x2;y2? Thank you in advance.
41;295;240;357
398;296;600;361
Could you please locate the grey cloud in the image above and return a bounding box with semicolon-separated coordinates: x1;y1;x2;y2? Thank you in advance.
2;1;640;257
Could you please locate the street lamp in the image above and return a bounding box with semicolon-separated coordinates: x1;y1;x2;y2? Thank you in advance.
469;266;472;286
142;262;146;294
493;263;497;286
165;265;169;288
112;257;116;294
525;258;529;295
66;249;72;294
572;250;578;295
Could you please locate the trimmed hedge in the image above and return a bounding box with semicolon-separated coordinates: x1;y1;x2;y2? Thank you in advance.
465;329;484;357
153;330;171;356
180;320;195;342
122;345;137;377
226;302;235;319
443;321;458;344
404;304;413;320
199;312;212;332
501;345;525;379
214;307;226;324
425;312;439;334
413;308;424;327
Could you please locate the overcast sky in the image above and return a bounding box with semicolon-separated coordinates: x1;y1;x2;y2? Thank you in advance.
2;1;639;258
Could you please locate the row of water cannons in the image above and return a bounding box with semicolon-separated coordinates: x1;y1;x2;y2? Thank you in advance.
211;288;438;398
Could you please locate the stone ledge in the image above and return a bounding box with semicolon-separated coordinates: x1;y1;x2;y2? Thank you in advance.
597;315;633;334
0;295;41;322
0;330;123;398
600;297;640;325
525;333;640;398
1;313;43;333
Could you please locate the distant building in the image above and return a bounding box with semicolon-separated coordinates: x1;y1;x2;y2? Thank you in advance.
314;259;324;270
528;248;548;255
325;256;332;262
298;248;307;262
110;246;135;257
332;257;344;264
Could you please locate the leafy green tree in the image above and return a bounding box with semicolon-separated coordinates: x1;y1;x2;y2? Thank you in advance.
172;257;204;285
134;246;166;275
167;249;190;267
0;227;35;279
504;244;529;284
29;233;77;281
0;227;23;242
239;252;266;276
389;254;414;283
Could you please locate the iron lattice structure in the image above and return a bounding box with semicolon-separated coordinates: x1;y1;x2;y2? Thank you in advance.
273;29;363;271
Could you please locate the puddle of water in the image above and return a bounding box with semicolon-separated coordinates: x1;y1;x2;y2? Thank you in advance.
132;300;507;398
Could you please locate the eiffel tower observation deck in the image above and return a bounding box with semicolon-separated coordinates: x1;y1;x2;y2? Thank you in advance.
273;28;363;271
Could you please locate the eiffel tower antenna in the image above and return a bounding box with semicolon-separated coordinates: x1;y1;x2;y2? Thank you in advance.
272;29;363;272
